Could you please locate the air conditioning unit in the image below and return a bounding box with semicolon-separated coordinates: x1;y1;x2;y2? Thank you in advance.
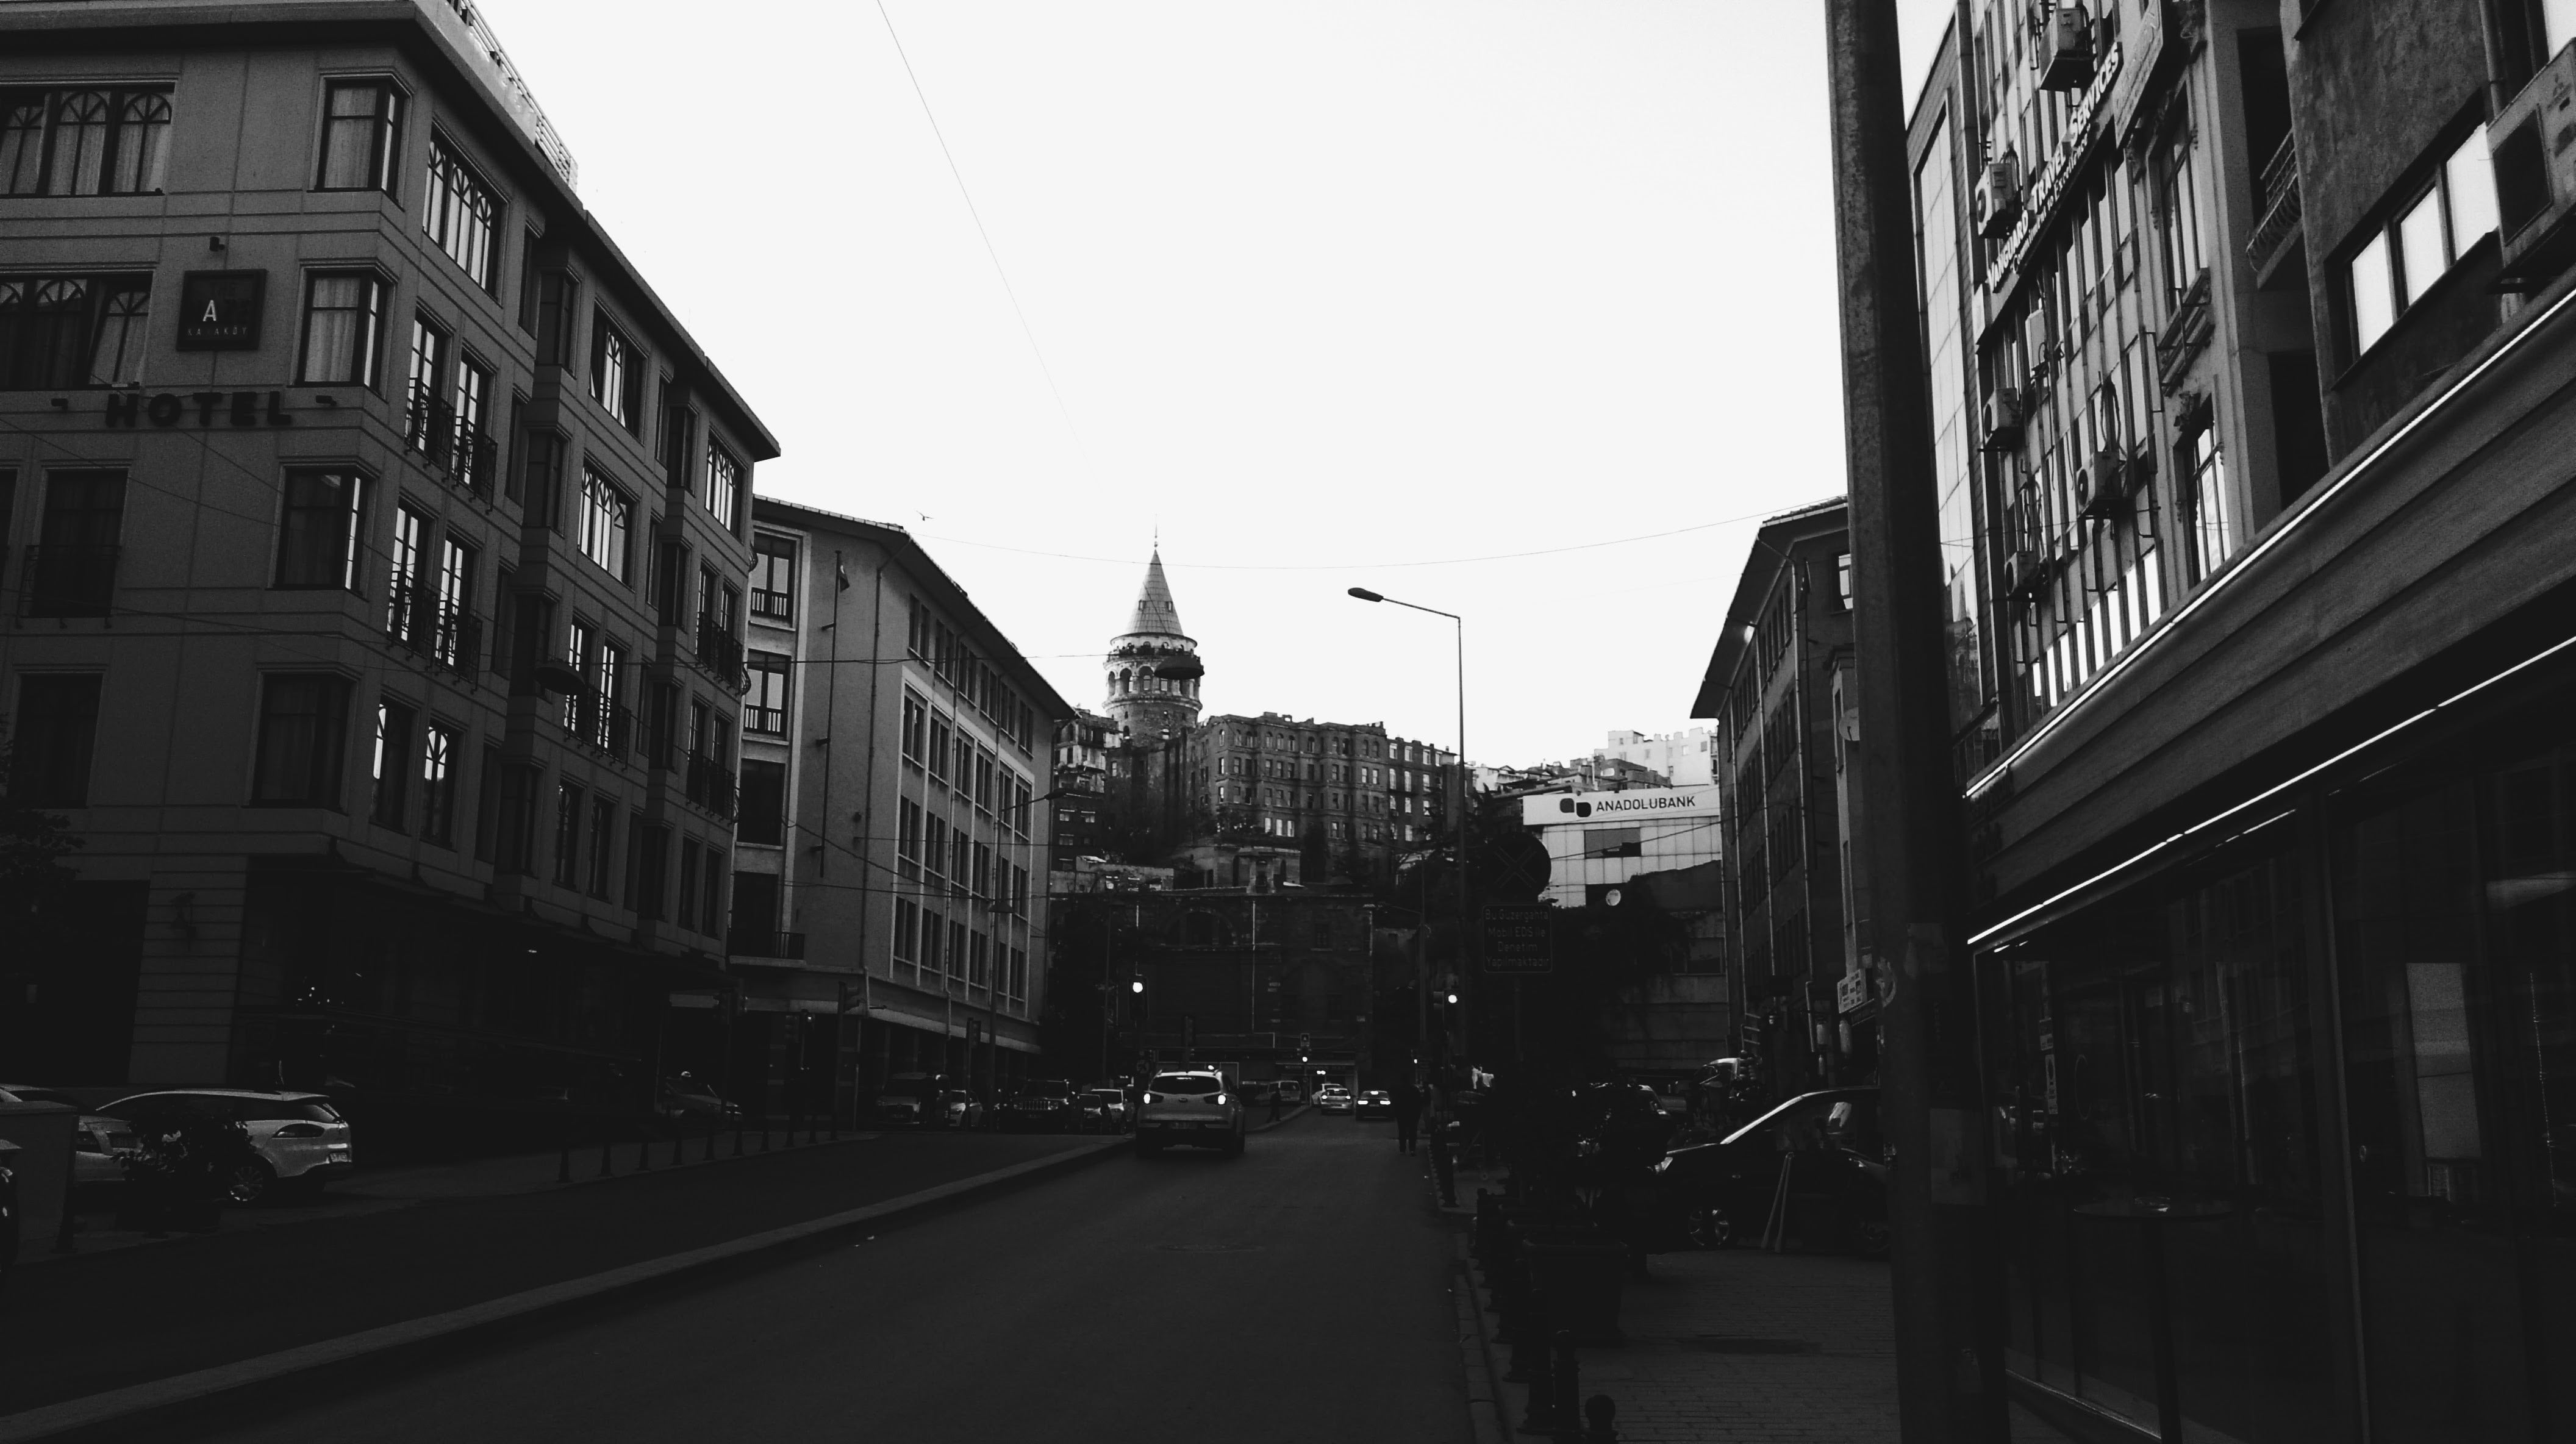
1973;153;2023;240
2078;445;2130;520
2004;549;2053;604
2036;2;2094;93
1980;388;2026;453
2490;43;2576;287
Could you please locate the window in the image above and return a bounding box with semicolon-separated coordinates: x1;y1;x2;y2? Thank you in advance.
561;618;593;735
929;715;951;784
750;534;796;621
422;135;500;290
299;273;386;387
2349;127;2497;356
371;699;415;829
699;848;723;932
28;469;123;618
552;781;583;887
420;723;458;845
738;759;786;846
902;690;928;765
453;356;492;488
0;87;171;197
587;796;617;897
0;275;152;388
676;840;700;929
970;932;989;989
251;674;353;806
2183;418;2233;585
575;464;632;581
404;316;448;454
704;443;741;531
925;814;949;884
8;673;102;807
2155;118;2207;300
276;470;369;591
589;314;637;430
898;798;923;878
315;80;401;192
432;538;474;668
894;897;920;963
744;651;790;735
920;907;944;976
630;821;668;919
950;920;968;982
387;504;428;642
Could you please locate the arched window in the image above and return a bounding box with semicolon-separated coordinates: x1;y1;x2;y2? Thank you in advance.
47;91;110;197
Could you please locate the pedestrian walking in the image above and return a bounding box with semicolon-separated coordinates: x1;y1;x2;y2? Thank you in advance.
1267;1083;1283;1126
1393;1075;1422;1154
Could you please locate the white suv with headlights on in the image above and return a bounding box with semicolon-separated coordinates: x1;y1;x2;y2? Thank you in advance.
1134;1071;1244;1157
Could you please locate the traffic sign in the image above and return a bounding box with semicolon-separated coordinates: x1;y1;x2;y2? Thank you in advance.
1481;902;1555;974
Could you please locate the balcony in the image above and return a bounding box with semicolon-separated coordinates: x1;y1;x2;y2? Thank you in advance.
405;386;499;498
387;581;484;676
726;930;806;961
685;752;736;820
19;544;118;618
558;687;632;758
695;619;745;692
2246;136;2303;285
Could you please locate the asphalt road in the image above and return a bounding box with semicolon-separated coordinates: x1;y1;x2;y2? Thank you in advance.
204;1113;1471;1444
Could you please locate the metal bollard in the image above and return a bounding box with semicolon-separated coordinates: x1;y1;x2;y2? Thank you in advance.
1434;1131;1458;1207
1551;1331;1580;1443
1519;1330;1557;1435
704;1113;718;1163
635;1128;652;1170
1583;1394;1618;1444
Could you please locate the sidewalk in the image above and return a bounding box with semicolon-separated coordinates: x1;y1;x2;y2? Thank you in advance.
0;1129;1117;1421
1444;1163;2078;1443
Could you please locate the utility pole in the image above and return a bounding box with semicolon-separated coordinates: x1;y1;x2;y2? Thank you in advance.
1821;3;1997;1440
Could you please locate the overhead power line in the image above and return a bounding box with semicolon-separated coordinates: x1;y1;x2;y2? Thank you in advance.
918;506;1791;573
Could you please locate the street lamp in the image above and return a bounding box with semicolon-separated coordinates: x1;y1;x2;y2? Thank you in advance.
1345;585;1470;1068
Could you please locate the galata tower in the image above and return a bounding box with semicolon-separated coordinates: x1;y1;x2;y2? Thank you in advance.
1103;549;1202;739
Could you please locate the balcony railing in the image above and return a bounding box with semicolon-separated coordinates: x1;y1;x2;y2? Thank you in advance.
405;385;499;498
695;619;745;692
387;581;484;676
726;930;806;960
2247;136;2302;275
19;544;118;618
685;752;736;820
559;687;633;757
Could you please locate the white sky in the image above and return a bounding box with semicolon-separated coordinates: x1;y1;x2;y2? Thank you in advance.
493;0;1956;767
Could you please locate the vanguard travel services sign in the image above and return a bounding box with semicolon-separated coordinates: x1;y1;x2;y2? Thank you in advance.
1520;786;1721;827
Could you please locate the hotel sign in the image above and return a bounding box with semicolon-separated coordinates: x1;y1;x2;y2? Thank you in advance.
176;270;265;350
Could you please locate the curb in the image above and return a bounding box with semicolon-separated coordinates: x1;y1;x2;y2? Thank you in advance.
0;1135;1131;1444
1454;1235;1513;1444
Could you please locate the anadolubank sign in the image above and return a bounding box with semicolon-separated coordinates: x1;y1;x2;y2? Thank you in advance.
1520;787;1722;827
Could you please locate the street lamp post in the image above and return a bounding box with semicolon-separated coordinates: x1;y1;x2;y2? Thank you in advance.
1346;587;1469;1069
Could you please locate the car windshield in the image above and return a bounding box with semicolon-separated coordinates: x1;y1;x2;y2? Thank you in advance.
1363;1092;1389;1101
1150;1074;1220;1095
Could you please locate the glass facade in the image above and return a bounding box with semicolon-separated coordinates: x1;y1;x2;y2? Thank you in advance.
1977;653;2576;1442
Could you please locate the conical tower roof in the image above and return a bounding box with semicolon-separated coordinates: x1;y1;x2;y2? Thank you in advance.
1125;549;1186;637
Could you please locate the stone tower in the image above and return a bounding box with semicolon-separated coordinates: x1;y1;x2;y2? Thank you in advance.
1103;549;1203;739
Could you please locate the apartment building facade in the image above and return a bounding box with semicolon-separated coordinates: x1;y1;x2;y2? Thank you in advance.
0;1;774;1138
1689;499;1861;1099
1907;3;2576;1438
712;499;1065;1111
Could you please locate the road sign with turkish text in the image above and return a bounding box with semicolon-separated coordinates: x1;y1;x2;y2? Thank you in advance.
1481;903;1555;975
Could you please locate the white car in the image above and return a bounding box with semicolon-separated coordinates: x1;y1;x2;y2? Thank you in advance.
1315;1085;1354;1115
99;1089;355;1203
1134;1070;1244;1157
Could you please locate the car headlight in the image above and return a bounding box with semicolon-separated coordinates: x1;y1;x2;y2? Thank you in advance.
1141;1093;1156;1105
1214;1094;1228;1106
1651;1157;1672;1175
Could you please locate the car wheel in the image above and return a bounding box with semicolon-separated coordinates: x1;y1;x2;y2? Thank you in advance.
227;1159;277;1206
1688;1206;1734;1250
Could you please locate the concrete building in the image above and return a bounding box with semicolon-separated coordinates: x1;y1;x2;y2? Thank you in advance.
1687;499;1857;1097
1046;706;1116;871
1593;727;1714;787
724;500;1067;1112
1900;5;2576;1437
0;0;773;1140
1514;784;1723;911
1114;887;1381;1091
1179;712;1456;875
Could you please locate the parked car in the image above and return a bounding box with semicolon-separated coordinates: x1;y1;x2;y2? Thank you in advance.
655;1074;740;1128
875;1073;945;1128
1079;1084;1132;1132
1648;1087;1886;1255
96;1089;355;1204
936;1088;986;1131
0;1084;128;1190
1275;1080;1304;1105
1004;1079;1077;1132
1355;1088;1394;1121
1135;1070;1244;1157
0;1138;18;1291
1315;1085;1354;1115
